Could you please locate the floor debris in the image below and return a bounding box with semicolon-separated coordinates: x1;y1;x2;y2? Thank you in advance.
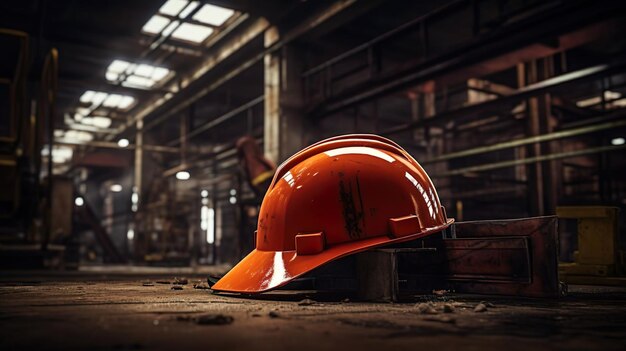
170;286;183;290
193;283;210;289
298;299;316;306
474;303;488;312
173;277;188;285
2;278;625;350
416;303;438;314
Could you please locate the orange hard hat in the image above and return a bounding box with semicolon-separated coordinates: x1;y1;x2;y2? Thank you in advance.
212;134;453;293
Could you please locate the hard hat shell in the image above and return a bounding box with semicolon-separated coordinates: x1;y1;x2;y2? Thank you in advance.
212;134;453;293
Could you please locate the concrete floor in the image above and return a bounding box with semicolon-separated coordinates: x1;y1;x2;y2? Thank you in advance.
1;269;625;351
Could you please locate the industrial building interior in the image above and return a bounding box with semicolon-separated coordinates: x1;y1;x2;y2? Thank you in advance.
1;0;625;349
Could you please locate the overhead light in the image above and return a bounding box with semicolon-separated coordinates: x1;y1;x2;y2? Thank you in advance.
118;96;135;109
142;14;171;34
117;138;130;148
110;184;123;192
92;92;108;106
159;0;189;16
81;116;112;129
229;188;237;195
605;91;621;100
123;75;155;89
106;72;119;81
43;145;74;164
193;4;234;26
76;107;90;116
171;22;213;43
78;90;134;110
201;189;208;198
201;206;215;243
92;116;111;128
106;60;171;89
127;228;135;240
577;91;622;108
135;64;155;77
79;90;95;103
103;94;123;107
63;130;93;143
151;67;170;81
229;196;237;204
75;197;84;207
176;171;190;180
131;191;138;204
612;137;625;146
108;59;131;74
131;187;139;212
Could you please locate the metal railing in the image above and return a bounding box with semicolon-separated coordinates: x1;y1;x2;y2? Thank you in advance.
302;0;553;105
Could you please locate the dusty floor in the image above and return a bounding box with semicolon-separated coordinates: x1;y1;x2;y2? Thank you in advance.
0;269;625;351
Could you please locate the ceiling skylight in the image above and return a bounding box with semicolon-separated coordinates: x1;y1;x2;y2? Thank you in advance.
140;0;235;45
193;4;235;26
81;116;112;129
159;0;189;16
106;59;172;89
79;90;136;111
42;145;74;164
171;22;213;43
142;15;170;34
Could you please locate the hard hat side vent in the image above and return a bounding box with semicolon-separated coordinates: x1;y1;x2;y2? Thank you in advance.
295;232;325;255
388;215;422;238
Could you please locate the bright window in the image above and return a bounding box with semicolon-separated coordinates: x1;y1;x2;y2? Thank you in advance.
171;22;213;43
140;0;234;45
105;60;172;89
79;90;136;111
193;4;234;26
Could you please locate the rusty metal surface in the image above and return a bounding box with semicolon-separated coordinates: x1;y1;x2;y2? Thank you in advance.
275;216;560;299
448;216;560;297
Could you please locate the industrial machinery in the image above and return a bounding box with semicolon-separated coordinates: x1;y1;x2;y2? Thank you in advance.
0;29;77;268
558;206;625;286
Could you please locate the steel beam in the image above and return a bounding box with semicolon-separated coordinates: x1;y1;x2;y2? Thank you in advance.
382;62;622;135
109;0;362;141
308;1;626;117
163;95;264;146
54;139;182;154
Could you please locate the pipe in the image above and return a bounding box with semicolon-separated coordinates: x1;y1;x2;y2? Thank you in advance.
423;111;626;164
431;144;626;178
164;95;264;146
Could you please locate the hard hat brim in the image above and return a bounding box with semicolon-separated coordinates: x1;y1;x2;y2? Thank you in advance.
211;219;453;294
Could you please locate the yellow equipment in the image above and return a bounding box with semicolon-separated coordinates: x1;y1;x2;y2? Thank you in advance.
558;206;625;286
